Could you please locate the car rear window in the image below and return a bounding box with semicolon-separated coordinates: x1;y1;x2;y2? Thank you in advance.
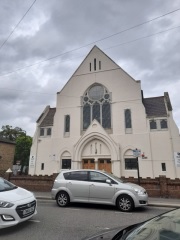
64;171;88;181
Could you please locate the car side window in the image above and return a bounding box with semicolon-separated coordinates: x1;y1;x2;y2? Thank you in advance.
89;172;109;183
63;172;71;180
64;171;88;181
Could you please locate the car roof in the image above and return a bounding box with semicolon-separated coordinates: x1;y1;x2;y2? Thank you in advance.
59;169;106;173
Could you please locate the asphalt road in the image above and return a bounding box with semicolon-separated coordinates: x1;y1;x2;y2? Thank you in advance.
0;200;174;240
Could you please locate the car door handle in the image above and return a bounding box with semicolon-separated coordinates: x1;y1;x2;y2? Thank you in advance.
90;184;95;187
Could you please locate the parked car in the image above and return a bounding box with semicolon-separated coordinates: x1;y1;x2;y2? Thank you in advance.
51;169;148;212
0;177;37;229
82;208;180;239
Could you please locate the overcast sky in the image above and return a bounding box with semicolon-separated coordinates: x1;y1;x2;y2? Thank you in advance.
0;0;180;137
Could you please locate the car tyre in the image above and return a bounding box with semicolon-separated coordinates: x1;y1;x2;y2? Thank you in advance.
116;194;134;212
56;191;70;207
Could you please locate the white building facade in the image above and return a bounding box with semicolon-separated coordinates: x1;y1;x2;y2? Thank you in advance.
29;46;180;179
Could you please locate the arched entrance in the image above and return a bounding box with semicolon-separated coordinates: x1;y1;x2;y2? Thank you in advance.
74;122;120;175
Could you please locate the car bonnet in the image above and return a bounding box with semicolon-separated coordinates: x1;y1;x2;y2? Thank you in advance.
124;182;146;191
0;187;34;203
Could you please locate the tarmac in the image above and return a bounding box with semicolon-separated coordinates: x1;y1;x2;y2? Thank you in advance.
33;192;180;208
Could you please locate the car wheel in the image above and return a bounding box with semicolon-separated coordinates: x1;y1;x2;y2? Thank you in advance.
116;194;134;212
56;191;70;207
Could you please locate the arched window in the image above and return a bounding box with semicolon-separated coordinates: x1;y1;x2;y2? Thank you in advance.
82;84;111;130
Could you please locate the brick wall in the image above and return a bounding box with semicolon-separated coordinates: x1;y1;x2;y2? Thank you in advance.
0;141;15;177
5;174;180;199
8;174;58;192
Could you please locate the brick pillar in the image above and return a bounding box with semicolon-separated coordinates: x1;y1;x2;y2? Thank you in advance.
159;175;168;198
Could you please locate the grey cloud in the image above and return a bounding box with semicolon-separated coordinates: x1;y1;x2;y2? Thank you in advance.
0;0;180;135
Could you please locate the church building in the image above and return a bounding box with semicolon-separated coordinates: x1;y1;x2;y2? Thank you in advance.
29;46;180;179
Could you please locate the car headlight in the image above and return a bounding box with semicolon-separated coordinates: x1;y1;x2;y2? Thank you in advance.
132;188;145;195
0;201;14;208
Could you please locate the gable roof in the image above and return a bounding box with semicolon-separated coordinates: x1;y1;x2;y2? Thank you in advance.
0;137;16;145
143;96;167;117
57;45;137;94
39;108;56;127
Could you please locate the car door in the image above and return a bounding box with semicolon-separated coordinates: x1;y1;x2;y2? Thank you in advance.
65;171;89;202
89;171;115;204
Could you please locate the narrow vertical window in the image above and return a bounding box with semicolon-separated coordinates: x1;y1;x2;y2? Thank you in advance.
41;163;44;170
94;58;96;71
83;104;91;129
102;102;111;128
99;61;101;70
93;102;100;123
47;128;51;136
40;128;44;136
90;63;91;72
65;115;70;132
125;109;132;128
161;163;166;171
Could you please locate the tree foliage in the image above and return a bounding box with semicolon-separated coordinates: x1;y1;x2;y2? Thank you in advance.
14;135;32;168
0;125;32;171
0;125;26;141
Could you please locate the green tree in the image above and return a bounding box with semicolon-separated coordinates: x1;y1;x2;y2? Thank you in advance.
14;135;32;173
0;125;26;141
0;125;32;174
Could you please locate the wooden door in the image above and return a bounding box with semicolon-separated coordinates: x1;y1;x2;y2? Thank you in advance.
82;159;95;169
98;159;111;173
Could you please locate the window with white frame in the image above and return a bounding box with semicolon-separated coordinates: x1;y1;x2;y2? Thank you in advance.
125;158;137;170
40;128;45;136
150;119;168;131
47;128;52;136
125;109;132;133
40;127;52;137
65;115;70;133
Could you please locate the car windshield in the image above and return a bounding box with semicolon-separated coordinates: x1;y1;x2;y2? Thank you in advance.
104;172;124;183
121;208;180;240
0;178;17;192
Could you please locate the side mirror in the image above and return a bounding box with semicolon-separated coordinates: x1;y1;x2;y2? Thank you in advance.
106;179;111;185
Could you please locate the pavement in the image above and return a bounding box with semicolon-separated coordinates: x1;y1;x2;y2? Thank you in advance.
33;192;180;208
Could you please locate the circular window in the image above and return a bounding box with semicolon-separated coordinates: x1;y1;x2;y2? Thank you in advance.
88;85;104;100
104;93;109;99
84;96;88;102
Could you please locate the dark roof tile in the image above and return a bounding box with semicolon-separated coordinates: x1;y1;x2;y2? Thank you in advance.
143;96;167;117
40;108;56;127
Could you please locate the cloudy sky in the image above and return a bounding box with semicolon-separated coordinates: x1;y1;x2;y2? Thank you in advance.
0;0;180;137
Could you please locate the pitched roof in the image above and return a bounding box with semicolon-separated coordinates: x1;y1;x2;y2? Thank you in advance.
0;137;16;145
39;108;56;127
143;96;167;117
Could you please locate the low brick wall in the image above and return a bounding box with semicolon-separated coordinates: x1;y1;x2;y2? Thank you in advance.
7;174;58;192
4;174;180;199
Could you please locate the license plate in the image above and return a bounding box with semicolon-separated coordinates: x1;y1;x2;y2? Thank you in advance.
23;206;35;215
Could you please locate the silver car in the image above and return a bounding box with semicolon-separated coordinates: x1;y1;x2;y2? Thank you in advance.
51;169;148;212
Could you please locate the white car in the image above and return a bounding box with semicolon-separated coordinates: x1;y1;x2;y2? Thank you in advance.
0;177;37;229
